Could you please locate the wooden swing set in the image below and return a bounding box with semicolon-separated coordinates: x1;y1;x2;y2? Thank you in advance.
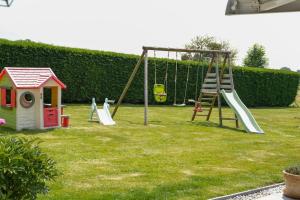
112;46;238;127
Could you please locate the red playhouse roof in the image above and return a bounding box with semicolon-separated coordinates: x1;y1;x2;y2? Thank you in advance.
0;67;66;89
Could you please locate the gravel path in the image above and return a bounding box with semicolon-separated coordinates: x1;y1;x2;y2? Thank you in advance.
227;185;285;200
210;183;295;200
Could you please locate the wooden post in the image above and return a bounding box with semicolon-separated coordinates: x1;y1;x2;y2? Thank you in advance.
228;54;235;91
228;54;239;128
216;53;223;127
112;51;146;118
144;50;149;125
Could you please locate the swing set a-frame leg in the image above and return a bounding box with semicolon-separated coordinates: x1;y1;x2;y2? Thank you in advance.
112;51;146;118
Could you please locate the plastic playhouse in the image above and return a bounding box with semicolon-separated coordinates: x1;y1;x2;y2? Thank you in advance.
0;67;67;131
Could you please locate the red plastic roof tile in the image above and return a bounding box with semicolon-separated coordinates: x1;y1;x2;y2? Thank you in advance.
0;67;66;89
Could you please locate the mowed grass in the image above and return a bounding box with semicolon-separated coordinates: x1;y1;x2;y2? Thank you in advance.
296;87;300;105
1;105;300;200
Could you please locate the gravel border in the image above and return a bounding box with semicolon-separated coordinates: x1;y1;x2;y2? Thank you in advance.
209;183;285;200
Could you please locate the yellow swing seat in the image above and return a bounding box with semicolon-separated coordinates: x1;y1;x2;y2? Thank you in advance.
153;84;167;103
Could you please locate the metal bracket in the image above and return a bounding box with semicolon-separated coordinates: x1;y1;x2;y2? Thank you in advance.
259;0;296;11
0;0;14;7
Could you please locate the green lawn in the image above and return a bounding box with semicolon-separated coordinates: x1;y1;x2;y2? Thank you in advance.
1;105;300;200
297;87;300;105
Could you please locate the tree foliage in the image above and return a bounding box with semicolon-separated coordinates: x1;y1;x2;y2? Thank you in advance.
243;43;268;68
280;67;291;71
183;35;238;63
0;137;59;200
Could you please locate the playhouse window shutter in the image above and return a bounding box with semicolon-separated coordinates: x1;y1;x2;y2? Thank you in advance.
11;89;16;107
1;88;6;106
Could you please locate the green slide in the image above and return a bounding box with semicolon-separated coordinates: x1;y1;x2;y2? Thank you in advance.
221;89;264;134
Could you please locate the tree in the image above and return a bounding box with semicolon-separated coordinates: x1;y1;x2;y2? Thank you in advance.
243;44;268;68
183;35;238;63
280;67;291;71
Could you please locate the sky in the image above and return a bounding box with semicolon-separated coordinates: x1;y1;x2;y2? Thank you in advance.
0;0;299;71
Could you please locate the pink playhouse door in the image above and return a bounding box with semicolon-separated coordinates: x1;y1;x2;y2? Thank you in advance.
44;108;58;128
43;86;59;128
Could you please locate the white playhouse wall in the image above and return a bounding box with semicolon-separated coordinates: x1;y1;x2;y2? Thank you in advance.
16;88;41;131
16;79;62;131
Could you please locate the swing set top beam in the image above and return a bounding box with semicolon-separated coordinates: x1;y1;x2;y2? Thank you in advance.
142;46;231;54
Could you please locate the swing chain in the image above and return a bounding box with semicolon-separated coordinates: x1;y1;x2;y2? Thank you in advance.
183;61;191;104
164;51;169;94
154;50;157;84
173;52;178;105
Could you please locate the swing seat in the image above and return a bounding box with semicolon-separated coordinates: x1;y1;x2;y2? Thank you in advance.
153;84;167;103
173;103;186;107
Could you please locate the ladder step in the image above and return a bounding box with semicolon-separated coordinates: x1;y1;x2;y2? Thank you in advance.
204;78;217;83
193;107;210;112
202;84;217;89
201;97;214;101
197;114;209;117
222;74;231;78
203;93;218;97
221;79;231;84
202;93;218;97
220;85;232;89
201;103;212;106
222;117;238;121
207;73;216;78
202;89;217;94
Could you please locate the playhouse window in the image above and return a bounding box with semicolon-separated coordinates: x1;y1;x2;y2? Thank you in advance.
20;91;35;109
43;88;52;107
1;88;16;108
6;89;11;105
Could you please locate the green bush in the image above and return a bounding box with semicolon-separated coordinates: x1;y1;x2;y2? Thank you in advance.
286;164;300;175
0;38;299;107
0;137;59;200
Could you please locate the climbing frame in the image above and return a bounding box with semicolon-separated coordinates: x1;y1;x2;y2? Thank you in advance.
191;52;239;128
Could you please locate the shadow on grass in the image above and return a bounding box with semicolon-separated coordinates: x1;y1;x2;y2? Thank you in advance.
57;176;224;200
101;176;224;200
191;121;246;134
0;126;55;136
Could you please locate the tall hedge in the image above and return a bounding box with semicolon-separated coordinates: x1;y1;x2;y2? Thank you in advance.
0;39;299;107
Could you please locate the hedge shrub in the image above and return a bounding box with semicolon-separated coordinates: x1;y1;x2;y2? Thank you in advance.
0;39;299;107
0;137;59;200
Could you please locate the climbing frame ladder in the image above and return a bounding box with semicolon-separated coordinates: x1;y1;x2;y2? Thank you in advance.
191;53;239;128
